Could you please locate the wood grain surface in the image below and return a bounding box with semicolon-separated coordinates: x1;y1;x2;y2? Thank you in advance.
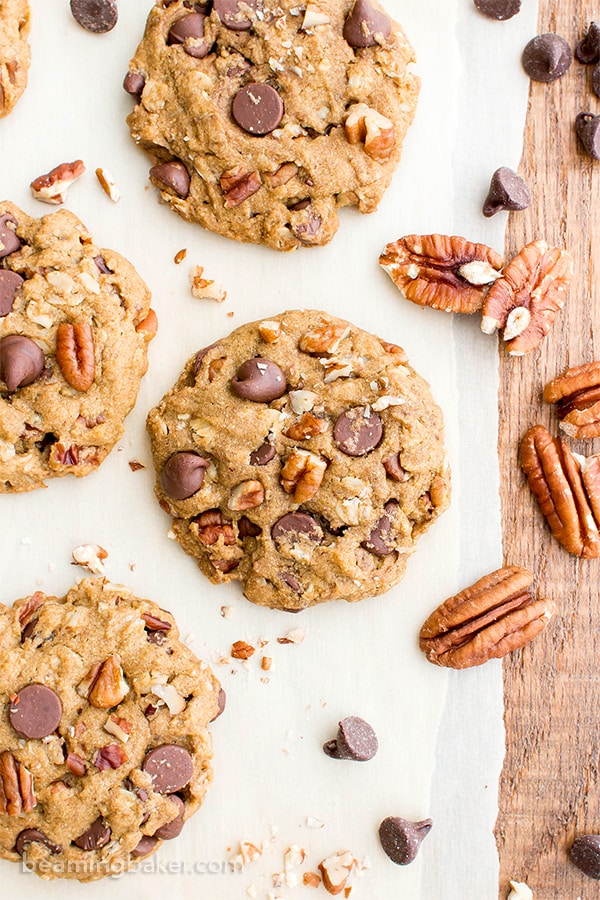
496;2;600;897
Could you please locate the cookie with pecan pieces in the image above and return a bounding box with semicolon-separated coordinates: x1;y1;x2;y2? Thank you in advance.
0;202;157;492
147;309;450;610
0;578;223;881
124;0;419;251
0;0;30;118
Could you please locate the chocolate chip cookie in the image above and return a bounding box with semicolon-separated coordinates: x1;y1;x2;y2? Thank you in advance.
0;0;30;117
0;202;157;492
0;578;222;881
124;0;419;251
147;310;450;611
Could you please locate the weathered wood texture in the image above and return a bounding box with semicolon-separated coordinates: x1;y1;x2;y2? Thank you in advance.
496;3;600;897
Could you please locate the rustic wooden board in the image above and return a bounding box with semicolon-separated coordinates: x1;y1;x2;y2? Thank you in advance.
496;2;600;897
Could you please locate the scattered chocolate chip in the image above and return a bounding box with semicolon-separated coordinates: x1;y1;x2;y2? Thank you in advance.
522;33;572;82
271;511;324;546
123;71;145;97
249;440;276;465
576;112;600;160
160;452;208;500
281;572;303;593
0;270;23;316
149;161;190;199
473;0;521;20
231;358;287;402
482;166;531;217
232;83;284;135
0;335;45;392
142;744;194;793
154;796;185;840
593;63;600;99
131;834;159;858
70;0;118;33
361;501;397;557
575;22;600;64
73;817;112;851
94;255;113;274
214;0;257;30
15;828;62;856
210;687;227;721
9;683;62;739
167;12;208;57
379;816;433;865
0;214;21;258
571;835;600;878
238;515;261;537
333;406;383;457
344;0;391;48
383;452;408;482
323;716;379;761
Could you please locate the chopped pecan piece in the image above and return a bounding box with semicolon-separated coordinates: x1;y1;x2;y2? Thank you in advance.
228;480;265;510
419;566;554;668
220;166;262;208
192;509;236;546
299;322;349;355
379;234;503;314
94;744;128;771
30;159;86;204
18;591;45;632
521;424;600;557
56;323;95;391
481;240;573;354
84;655;129;708
543;361;600;438
344;103;395;161
65;753;86;776
318;850;355;895
258;320;282;343
136;308;159;339
264;162;298;187
284;412;328;440
280;449;327;502
0;750;36;815
231;640;255;659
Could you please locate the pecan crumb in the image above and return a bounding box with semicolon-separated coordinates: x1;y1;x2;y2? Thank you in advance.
174;248;187;264
128;459;145;471
30;160;86;204
71;544;108;575
190;265;227;302
231;640;256;660
95;167;121;202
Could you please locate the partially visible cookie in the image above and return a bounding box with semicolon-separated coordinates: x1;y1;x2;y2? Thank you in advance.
0;0;30;117
0;202;156;492
0;578;222;881
124;0;419;251
147;310;450;611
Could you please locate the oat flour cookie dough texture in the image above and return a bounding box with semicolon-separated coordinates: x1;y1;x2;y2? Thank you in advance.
147;310;450;611
0;202;157;492
0;0;30;117
0;578;222;881
125;0;419;250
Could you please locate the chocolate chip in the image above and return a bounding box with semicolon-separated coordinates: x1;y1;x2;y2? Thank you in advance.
288;198;311;211
383;453;408;482
15;828;62;856
70;0;118;33
0;270;23;316
214;0;257;30
193;341;220;376
473;0;521;20
293;213;322;241
343;0;391;48
167;12;208;57
94;255;113;274
149;161;190;199
575;22;600;64
232;83;284;135
281;572;303;593
482;166;531;217
249;440;276;465
323;716;379;761
593;63;600;99
0;335;45;392
333;406;383;457
576;112;600;160
160;452;208;500
154;795;185;840
571;835;600;878
362;500;397;557
379;816;433;865
210;687;227;721
231;358;287;402
142;744;194;794
9;683;62;739
131;834;159;858
271;511;324;546
522;33;572;82
123;71;145;97
0;214;21;258
73;817;112;850
238;515;262;537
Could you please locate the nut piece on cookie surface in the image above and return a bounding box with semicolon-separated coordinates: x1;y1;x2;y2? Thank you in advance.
543;361;600;439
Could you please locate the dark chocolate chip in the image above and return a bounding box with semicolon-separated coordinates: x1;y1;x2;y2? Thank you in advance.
238;515;262;537
288;198;311;211
383;453;408;482
210;687;226;721
69;0;118;33
131;834;159;858
0;270;23;316
123;71;145;97
167;13;208;57
323;716;379;761
0;335;45;392
575;22;600;64
473;0;521;21
160;452;208;500
193;342;219;376
271;511;324;546
294;214;322;241
482;166;531;217
73;817;112;851
362;500;397;557
149;161;190;199
281;572;303;593
571;834;600;879
15;829;62;856
94;255;113;274
154;795;185;840
378;816;433;865
232;83;284;135
0;214;21;258
231;358;287;402
142;744;194;793
593;63;600;99
343;0;391;48
576;112;600;160
9;683;62;739
522;33;572;82
214;0;258;31
333;406;383;457
249;440;276;465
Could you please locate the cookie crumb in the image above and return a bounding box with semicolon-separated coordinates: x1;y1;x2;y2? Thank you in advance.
190;266;227;302
220;605;234;618
306;816;324;828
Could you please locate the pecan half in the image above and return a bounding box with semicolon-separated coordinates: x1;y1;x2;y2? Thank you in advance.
419;566;554;668
0;750;36;815
280;449;327;502
481;240;573;355
220;166;262;208
543;361;600;439
344;103;395;161
85;655;129;709
521;424;600;557
379;234;504;314
56;323;95;391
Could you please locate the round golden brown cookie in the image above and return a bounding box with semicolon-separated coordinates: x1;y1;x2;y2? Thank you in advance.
0;0;30;118
0;202;157;492
124;0;419;251
0;578;222;881
147;310;450;611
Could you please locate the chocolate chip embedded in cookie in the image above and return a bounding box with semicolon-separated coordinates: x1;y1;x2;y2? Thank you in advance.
147;310;450;610
0;0;30;118
124;0;419;251
0;202;156;492
0;578;222;881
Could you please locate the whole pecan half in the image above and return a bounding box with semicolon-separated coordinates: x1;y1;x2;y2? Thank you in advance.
379;234;504;314
0;750;36;815
56;322;95;391
521;424;600;558
85;655;129;709
419;566;554;668
280;449;327;502
543;361;600;439
481;240;573;354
